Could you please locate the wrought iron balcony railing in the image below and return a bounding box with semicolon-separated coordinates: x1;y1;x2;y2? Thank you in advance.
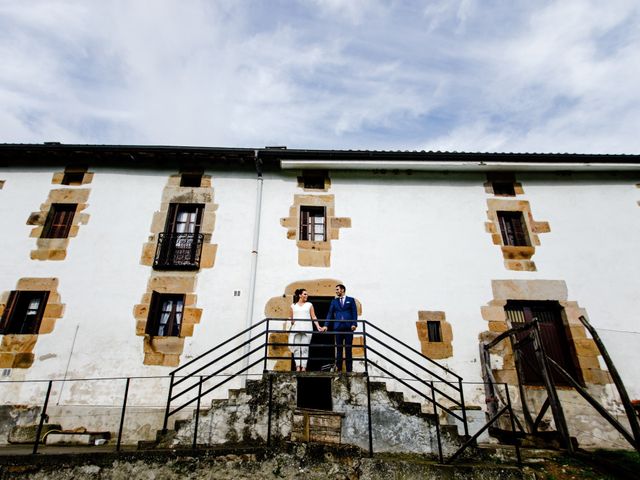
153;232;204;270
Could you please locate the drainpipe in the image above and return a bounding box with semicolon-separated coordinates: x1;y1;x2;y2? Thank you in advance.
243;150;263;381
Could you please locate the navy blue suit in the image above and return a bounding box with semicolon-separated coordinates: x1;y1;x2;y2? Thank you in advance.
325;296;358;372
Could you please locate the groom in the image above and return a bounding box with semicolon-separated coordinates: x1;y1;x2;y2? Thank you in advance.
325;284;358;372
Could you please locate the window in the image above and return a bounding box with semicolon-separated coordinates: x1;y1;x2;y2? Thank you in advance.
61;170;85;185
300;206;326;241
505;301;580;386
0;291;49;334
146;292;184;336
154;204;205;269
301;171;327;190
492;182;516;196
427;321;442;342
42;204;77;238
497;211;530;246
180;172;203;187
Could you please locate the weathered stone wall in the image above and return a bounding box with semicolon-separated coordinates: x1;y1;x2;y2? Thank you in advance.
170;374;461;456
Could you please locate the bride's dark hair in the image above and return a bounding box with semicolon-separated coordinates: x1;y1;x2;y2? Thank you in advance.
293;288;306;304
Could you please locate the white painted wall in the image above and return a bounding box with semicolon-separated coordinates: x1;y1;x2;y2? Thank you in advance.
0;165;639;445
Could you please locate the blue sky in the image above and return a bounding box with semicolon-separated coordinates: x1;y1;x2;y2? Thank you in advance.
1;0;639;153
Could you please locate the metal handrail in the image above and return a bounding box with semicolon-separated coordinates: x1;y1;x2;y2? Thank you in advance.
162;317;470;457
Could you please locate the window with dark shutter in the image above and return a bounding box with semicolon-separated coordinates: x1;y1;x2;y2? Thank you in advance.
61;170;85;185
301;171;327;190
0;291;49;335
42;204;77;238
427;321;442;342
492;182;516;196
299;206;326;241
505;300;581;386
180;172;203;187
145;292;185;337
497;211;530;246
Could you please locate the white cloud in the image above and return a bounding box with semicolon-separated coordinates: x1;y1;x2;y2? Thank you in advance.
0;0;639;153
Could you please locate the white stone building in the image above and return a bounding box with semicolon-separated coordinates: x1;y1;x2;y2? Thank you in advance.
0;144;638;451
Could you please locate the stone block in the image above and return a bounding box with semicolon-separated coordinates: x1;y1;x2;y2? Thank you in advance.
36;238;70;250
533;221;550;233
293;194;334;206
46;250;67;261
504;260;536;271
51;172;65;184
162;354;181;367
29;227;44;238
297;240;331;251
583;368;611;385
182;308;202;325
576;355;601;370
17;278;58;291
200;213;217;234
135;320;147;336
140;243;156;266
200;244;217;268
143;352;164;366
43;303;64;318
417;311;445;322
574;338;599;357
484;222;496;233
264;298;291;319
184;293;197;306
38;318;57;334
568;326;587;339
422;342;453;359
501;246;535;260
147;336;185;355
148;275;197;293
48;188;90;203
330;217;351;228
68;225;80;237
492;280;568;301
26;212;46;225
481;306;506;322
149;211;166;234
298;249;331;267
352;337;365;357
180;324;195;337
0;353;15;368
491;233;502;245
493;368;518;385
12;353;35;368
488;321;508;333
133;304;149;320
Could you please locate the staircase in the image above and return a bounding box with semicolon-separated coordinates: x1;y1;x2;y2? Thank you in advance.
155;318;491;462
156;372;467;458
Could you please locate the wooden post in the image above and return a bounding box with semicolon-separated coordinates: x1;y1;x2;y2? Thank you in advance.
579;316;640;449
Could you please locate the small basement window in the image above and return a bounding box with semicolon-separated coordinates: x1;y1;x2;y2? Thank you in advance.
61;167;87;185
427;321;442;342
492;181;516;196
497;211;530;246
180;172;203;187
42;203;77;239
297;376;332;411
301;171;328;190
0;291;49;335
300;206;326;241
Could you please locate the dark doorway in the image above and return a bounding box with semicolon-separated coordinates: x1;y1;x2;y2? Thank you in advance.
307;296;334;372
297;376;332;411
505;300;581;386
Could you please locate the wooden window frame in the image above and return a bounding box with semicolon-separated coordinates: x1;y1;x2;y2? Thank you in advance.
299;206;326;241
165;203;204;234
497;211;530;247
0;290;49;335
145;292;185;337
41;203;77;239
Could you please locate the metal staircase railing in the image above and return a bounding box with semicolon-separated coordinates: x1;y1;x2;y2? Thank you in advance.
161;318;474;460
